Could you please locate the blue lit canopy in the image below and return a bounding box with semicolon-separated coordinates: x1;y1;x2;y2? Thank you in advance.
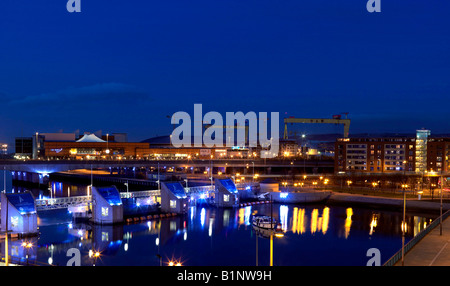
218;178;238;194
6;193;36;214
164;182;187;199
97;187;122;206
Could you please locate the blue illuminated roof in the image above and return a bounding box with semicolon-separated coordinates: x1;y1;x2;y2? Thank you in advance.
165;182;187;199
219;179;238;193
97;187;122;206
6;193;36;214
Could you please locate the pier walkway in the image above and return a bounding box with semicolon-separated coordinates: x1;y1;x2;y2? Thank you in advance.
393;214;450;266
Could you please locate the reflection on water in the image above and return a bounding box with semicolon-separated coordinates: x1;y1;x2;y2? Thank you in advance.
345;208;353;239
0;203;436;266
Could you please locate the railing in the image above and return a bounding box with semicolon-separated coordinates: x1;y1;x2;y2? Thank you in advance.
383;209;450;266
35;196;92;211
34;183;250;210
185;185;215;194
120;190;160;199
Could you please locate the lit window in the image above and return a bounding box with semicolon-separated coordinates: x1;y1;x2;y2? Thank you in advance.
102;207;108;217
170;200;177;208
224;194;230;202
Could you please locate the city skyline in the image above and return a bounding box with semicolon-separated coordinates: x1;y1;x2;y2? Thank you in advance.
1;0;450;147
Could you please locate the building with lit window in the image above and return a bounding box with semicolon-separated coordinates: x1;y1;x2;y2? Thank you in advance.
415;129;431;173
160;182;188;214
214;178;239;207
15;132;258;160
335;137;415;173
1;143;7;155
335;130;450;174
91;186;123;224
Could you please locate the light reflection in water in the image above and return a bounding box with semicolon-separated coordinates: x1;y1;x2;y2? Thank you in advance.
292;207;330;235
345;208;353;239
369;214;378;236
223;210;230;227
311;209;318;234
310;208;329;235
280;205;289;232
200;208;206;228
238;206;252;226
16;203;437;266
322;207;329;235
209;218;214;237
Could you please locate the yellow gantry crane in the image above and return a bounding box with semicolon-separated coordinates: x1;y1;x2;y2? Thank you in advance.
283;114;351;139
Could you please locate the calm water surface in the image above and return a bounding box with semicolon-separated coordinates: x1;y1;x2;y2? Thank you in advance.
4;203;435;266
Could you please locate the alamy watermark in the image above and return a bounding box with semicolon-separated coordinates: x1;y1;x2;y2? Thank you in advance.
170;104;279;158
66;0;81;13
66;248;81;266
366;248;381;266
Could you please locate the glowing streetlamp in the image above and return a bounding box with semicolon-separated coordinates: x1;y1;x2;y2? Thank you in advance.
401;183;408;266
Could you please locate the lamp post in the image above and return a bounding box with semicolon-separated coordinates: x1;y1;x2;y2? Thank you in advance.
3;166;6;193
440;173;443;236
157;161;161;190
270;192;273;266
210;157;213;187
401;184;408;266
106;133;109;158
1;198;10;266
252;162;255;183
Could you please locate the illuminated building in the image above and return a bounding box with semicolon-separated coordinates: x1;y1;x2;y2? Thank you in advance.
0;192;38;235
335;137;415;173
335;130;450;174
214;178;239;207
415;130;430;173
1;143;7;155
91;186;123;224
160;182;188;214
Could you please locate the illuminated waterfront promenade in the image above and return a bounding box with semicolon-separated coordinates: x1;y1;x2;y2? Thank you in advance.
0;158;334;174
394;214;450;266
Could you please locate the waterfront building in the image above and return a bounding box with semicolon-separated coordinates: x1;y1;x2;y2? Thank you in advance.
160;182;188;214
91;186;123;224
415;130;430;173
335;137;415;173
15;132;262;160
214;178;239;207
335;129;450;174
0;192;38;235
15;137;33;159
1;143;7;155
427;137;450;173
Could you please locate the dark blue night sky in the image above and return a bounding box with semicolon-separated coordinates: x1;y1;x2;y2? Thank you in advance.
1;0;449;146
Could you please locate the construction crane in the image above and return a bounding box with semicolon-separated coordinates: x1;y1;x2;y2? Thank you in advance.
283;114;351;139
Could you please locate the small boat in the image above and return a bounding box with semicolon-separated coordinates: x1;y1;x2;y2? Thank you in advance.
252;215;277;229
252;216;285;238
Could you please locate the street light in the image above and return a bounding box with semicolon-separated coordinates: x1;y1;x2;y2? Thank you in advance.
401;183;408;266
252;162;255;182
105;133;110;157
